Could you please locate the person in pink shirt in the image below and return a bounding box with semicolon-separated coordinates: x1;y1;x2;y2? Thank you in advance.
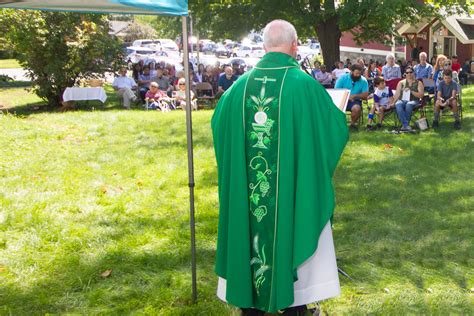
145;82;168;110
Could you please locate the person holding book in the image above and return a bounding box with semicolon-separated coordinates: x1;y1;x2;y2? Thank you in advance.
212;19;348;315
335;64;369;130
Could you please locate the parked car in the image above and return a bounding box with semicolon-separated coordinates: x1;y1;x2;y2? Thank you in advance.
156;38;179;52
132;39;155;47
202;43;217;55
199;39;215;52
226;42;241;56
125;46;155;64
215;44;231;58
251;45;265;58
235;45;264;58
234;45;252;58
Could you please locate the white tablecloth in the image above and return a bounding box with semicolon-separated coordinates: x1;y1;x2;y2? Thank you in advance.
63;87;107;103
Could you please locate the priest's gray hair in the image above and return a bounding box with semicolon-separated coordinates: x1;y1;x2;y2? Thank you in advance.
263;20;297;49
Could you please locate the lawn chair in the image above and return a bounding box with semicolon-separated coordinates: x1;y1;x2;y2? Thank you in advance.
195;82;215;109
365;94;399;129
385;78;402;91
438;85;463;123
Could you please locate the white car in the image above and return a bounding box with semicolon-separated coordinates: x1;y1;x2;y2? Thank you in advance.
132;39;155;47
251;45;265;58
235;45;264;58
156;38;179;52
125;46;156;64
234;45;252;58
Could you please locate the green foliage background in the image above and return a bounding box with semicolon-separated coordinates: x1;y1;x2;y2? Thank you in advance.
0;10;124;108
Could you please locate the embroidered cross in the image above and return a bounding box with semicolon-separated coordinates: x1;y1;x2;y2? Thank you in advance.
254;76;276;99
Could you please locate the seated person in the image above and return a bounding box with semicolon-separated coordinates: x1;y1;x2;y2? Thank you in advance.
138;66;153;101
366;77;394;129
451;55;461;73
145;82;169;111
459;59;471;85
174;78;197;110
331;61;350;81
311;61;321;78
392;66;424;131
314;64;332;88
335;64;369;130
436;59;459;86
382;53;402;90
382;53;402;81
365;61;381;94
217;66;237;97
152;68;172;96
112;67;138;109
414;52;434;93
433;70;460;129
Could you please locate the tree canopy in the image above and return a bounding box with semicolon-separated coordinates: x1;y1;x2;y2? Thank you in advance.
190;0;471;67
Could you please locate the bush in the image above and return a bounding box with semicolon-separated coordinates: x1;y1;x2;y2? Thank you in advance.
0;10;125;108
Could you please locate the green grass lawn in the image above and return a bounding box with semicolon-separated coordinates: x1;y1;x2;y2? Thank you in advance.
0;59;21;69
0;85;473;315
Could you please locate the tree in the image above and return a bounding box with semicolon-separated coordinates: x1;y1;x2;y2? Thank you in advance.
0;10;124;108
123;21;157;43
135;15;182;40
190;0;470;68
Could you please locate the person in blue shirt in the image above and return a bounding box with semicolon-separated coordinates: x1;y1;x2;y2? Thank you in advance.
414;52;434;93
335;64;369;130
414;52;433;79
217;66;237;97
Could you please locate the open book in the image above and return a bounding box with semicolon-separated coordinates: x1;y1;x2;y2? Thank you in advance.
326;89;350;112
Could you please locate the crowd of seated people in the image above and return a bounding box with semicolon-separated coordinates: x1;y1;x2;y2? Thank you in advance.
324;52;468;131
114;51;471;128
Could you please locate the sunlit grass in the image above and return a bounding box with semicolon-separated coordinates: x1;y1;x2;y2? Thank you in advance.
0;59;21;69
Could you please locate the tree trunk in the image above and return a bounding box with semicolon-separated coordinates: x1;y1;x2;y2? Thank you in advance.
315;16;342;71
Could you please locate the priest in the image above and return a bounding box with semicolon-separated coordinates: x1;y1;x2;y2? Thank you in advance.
212;20;349;315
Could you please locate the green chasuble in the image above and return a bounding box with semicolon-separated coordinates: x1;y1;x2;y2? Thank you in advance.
211;52;348;312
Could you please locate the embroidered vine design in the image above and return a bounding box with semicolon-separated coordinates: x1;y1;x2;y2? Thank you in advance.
250;234;270;296
249;152;272;220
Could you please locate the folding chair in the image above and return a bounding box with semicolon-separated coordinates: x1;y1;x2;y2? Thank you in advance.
195;82;215;109
376;107;399;128
438;85;462;123
385;78;402;91
365;96;399;129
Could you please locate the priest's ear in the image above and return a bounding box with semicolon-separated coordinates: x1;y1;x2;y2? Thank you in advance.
290;40;298;59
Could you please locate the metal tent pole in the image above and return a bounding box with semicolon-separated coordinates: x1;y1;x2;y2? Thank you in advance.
181;15;197;304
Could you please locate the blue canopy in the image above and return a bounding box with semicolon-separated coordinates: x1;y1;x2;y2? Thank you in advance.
0;0;188;16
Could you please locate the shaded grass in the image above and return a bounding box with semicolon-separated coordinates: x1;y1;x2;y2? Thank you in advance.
0;59;21;69
0;84;134;115
0;86;473;315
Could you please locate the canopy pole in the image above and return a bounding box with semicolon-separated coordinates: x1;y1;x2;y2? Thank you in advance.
182;15;198;304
